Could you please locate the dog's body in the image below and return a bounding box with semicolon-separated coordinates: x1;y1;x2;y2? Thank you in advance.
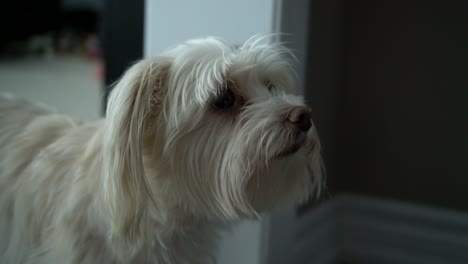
0;97;221;264
0;37;322;264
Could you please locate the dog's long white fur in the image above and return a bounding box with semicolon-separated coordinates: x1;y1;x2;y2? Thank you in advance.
0;36;322;264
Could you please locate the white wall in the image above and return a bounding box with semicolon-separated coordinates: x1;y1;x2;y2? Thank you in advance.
145;0;276;56
144;1;278;264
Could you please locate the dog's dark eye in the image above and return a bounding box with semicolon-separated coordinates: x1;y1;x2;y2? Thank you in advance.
213;89;235;109
265;80;275;92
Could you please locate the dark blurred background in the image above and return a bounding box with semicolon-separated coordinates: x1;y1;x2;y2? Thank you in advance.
308;0;468;211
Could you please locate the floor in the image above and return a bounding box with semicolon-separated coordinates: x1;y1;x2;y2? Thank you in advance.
0;56;102;120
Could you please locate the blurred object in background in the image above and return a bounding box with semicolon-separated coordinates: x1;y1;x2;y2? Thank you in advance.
0;0;104;120
0;1;103;60
0;1;61;58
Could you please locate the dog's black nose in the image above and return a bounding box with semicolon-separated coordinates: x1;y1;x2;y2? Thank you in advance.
287;106;312;132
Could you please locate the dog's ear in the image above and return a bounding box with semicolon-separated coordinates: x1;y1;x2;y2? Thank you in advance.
102;57;171;243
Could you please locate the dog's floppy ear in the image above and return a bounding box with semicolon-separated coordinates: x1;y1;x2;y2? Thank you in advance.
102;57;170;242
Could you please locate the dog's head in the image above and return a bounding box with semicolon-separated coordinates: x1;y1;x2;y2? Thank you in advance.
103;36;323;241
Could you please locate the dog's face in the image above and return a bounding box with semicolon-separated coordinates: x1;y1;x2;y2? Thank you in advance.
103;36;322;239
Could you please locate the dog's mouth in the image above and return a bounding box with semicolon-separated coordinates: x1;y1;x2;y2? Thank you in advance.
275;133;306;158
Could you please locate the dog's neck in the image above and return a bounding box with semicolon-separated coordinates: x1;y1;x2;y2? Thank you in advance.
85;127;226;263
108;138;227;262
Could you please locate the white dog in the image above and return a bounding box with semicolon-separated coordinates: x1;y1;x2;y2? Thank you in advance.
0;36;322;264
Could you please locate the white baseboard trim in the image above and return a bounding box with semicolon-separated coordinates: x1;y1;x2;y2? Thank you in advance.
290;194;468;264
338;194;468;264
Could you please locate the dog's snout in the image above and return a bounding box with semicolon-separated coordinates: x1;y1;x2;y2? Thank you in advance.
287;107;312;132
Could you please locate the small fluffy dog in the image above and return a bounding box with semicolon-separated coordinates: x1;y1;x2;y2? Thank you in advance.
0;36;322;264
